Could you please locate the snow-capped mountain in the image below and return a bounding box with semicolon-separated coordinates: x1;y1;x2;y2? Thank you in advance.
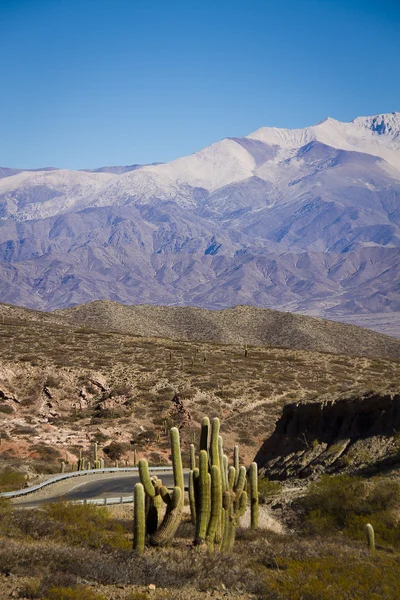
0;112;399;331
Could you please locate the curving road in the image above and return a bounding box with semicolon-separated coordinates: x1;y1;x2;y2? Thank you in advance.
14;472;187;508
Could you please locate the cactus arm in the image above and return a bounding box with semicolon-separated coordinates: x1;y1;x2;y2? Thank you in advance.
228;466;236;491
150;487;182;547
189;443;196;470
170;427;184;492
133;483;146;554
188;469;197;525
138;459;156;498
210;418;220;468
200;416;210;452
195;450;211;544
234;466;247;496
206;465;222;549
238;490;247;518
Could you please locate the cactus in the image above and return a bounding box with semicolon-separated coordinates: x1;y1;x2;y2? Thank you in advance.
133;449;137;467
233;446;239;484
210;417;220;469
205;465;222;548
188;468;197;525
189;443;196;470
195;450;211;544
135;415;250;553
366;523;375;553
138;427;184;548
200;416;210;452
250;462;259;529
60;461;65;473
94;442;98;467
133;483;145;554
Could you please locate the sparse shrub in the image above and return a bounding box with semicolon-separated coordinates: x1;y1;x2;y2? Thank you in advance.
44;587;107;600
43;502;130;550
263;554;400;600
125;593;151;600
0;403;14;414
103;441;127;460
257;478;281;504
0;470;25;493
31;444;61;461
18;577;42;598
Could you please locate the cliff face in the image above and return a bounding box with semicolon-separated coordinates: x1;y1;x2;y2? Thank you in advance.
255;391;400;480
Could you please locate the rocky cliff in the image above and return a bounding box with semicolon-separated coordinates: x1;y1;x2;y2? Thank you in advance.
255;390;400;480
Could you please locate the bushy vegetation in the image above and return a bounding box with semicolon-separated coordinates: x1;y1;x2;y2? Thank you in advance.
0;469;25;492
0;501;130;550
262;554;400;600
44;587;107;600
300;474;400;549
257;477;281;503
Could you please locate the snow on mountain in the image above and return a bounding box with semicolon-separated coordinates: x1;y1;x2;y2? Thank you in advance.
249;112;400;172
0;112;399;330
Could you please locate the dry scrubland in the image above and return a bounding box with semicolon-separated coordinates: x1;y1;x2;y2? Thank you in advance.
1;475;400;599
0;306;399;471
0;303;400;599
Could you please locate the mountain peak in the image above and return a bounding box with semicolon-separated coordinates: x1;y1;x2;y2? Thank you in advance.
351;112;400;139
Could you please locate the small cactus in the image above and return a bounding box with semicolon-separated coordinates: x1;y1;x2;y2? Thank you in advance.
366;523;375;553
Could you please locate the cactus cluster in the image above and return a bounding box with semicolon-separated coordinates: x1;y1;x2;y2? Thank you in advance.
133;416;259;554
134;427;184;550
189;416;250;551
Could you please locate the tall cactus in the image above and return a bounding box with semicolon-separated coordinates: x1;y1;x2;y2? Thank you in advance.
250;462;259;529
133;483;145;555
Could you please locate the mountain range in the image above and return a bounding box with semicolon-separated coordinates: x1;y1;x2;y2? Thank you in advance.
1;112;399;335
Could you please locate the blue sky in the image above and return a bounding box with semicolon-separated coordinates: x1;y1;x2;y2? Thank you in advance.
1;0;399;169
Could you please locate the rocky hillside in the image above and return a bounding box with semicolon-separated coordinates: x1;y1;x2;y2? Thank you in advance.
255;390;400;480
1;302;399;472
57;301;400;359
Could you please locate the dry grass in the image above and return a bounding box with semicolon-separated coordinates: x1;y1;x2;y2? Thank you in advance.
0;498;399;600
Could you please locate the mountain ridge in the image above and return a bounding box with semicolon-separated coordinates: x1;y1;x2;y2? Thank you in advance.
0;112;399;328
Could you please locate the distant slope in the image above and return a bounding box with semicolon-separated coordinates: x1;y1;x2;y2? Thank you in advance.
56;301;400;359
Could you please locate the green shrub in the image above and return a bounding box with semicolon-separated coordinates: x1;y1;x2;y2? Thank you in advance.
44;587;107;600
43;502;130;550
264;554;400;600
257;478;281;504
300;475;400;548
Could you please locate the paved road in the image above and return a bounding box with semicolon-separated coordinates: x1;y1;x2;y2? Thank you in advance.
14;472;187;508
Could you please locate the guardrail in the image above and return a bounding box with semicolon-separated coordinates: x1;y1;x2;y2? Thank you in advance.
0;466;173;499
72;495;135;506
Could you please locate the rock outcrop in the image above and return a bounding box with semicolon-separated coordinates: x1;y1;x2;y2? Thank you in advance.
255;390;400;480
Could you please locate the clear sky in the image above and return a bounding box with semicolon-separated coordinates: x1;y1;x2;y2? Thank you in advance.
1;0;399;169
